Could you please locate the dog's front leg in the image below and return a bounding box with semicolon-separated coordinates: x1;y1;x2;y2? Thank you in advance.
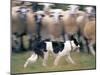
67;54;76;64
42;52;48;66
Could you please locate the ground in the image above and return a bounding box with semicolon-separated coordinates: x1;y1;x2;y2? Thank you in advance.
11;51;96;74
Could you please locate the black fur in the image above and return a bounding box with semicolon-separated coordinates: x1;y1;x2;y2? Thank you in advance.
52;41;64;54
31;36;65;57
70;35;79;46
31;38;50;58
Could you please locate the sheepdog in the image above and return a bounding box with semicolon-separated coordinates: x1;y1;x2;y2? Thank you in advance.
24;38;80;68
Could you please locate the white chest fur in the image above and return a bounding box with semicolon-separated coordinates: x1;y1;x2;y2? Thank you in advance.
45;42;53;52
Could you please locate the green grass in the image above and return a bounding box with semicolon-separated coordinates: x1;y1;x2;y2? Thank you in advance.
11;51;96;74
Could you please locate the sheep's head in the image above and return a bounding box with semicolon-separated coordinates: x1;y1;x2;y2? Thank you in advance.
67;5;80;14
84;6;95;17
17;6;30;14
49;9;64;23
35;11;45;23
38;3;54;12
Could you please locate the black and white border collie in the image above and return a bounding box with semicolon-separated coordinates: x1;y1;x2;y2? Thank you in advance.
24;38;80;68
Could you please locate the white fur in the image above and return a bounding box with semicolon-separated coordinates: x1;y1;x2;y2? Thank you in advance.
38;3;54;12
67;5;80;14
84;7;94;14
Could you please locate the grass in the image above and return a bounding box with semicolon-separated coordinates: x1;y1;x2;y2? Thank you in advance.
11;51;96;74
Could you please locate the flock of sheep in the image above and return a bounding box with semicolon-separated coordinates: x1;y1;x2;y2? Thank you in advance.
12;1;96;56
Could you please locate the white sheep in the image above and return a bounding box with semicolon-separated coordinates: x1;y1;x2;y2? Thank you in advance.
12;5;37;50
41;9;64;41
62;5;79;41
25;8;36;34
12;6;26;35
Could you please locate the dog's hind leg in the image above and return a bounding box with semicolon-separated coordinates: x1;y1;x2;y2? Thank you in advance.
42;52;49;66
24;59;30;68
24;53;38;68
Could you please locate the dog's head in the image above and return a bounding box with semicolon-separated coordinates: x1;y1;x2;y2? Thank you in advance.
70;40;80;52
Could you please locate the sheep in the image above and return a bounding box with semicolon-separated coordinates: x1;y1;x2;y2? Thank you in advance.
12;5;37;51
12;4;37;34
34;3;57;41
76;6;96;33
76;9;90;52
12;6;25;50
83;20;96;56
19;7;41;50
66;5;80;14
25;8;36;35
61;5;80;42
84;7;95;16
41;9;64;42
76;6;96;53
84;6;96;21
38;12;51;40
41;5;80;42
12;6;26;35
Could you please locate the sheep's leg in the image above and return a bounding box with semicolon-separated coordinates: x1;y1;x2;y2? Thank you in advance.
74;34;79;42
42;52;49;66
14;37;21;52
80;36;88;52
54;55;61;66
64;34;69;41
66;55;76;64
88;43;95;56
74;34;80;53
